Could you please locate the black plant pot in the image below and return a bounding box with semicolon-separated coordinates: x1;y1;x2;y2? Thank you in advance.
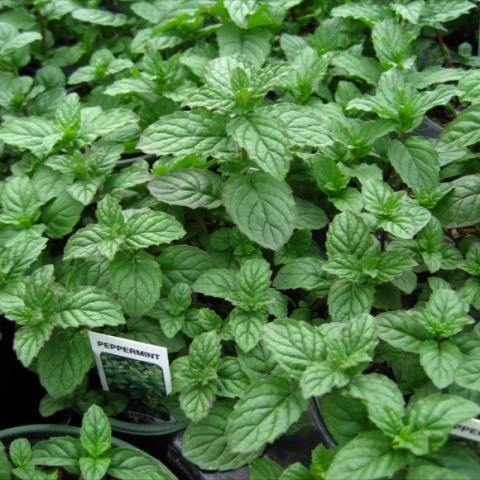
68;410;184;461
166;411;326;480
309;398;336;448
0;423;177;478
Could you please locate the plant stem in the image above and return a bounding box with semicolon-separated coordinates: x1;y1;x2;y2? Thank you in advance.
36;9;47;55
437;30;453;67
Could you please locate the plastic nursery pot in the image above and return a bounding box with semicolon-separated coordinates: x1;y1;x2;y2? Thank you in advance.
70;410;185;460
165;413;325;480
0;423;177;479
309;398;337;449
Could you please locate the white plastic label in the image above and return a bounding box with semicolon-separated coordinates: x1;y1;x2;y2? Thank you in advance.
88;331;172;421
452;418;480;443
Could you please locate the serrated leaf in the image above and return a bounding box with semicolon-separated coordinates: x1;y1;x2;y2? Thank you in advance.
223;172;295;250
264;319;326;376
227;376;308;453
273;257;331;290
325;432;411;480
227;114;291;180
230;309;266;352
406;394;480;451
301;362;349;398
388;137;439;192
455;358;480;391
326;211;373;258
149;169;222;209
138;111;228;157
80;404;112;457
183;401;259;471
124;210;185;249
328;280;374;322
56;288;124;328
110;251;161;318
37;330;93;399
419;340;462;389
72;8;127;27
224;0;257;28
217;24;271;66
0;116;60;157
434;174;480;228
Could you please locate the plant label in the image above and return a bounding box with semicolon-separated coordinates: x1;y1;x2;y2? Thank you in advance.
88;331;172;423
452;418;480;443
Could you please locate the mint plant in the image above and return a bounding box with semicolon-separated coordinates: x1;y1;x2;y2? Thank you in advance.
0;405;173;479
0;0;480;477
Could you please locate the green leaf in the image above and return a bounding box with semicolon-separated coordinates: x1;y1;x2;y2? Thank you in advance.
37;330;93;399
326;211;373;258
138;111;228;157
348;373;405;413
419;340;462;389
63;225;119;261
441;104;480;148
124;210;185;249
14;323;54;368
372;19;417;69
0;115;60;157
223;172;295;250
388;137;440;192
226;376;308;453
10;439;32;468
79;456;111;480
56;287;124;328
434;174;480;228
42;193;84;238
0;443;12;479
72;8;127;27
224;0;257;28
320;393;372;446
230;309;266;352
108;448;173;480
216;357;250;398
217;24;271;66
158;246;215;292
377;311;430;353
331;52;382;85
419;0;475;25
249;458;283;480
328;280;374;322
110;251;161;318
80;404;112;458
33;437;83;468
300;361;349;398
183;401;260;471
279;462;312;480
148;169;222;209
180;383;217;422
264;319;326;376
325;432;411;480
227;114;291;180
235;258;271;305
327;313;377;368
455;357;480;391
261;104;332;150
273;257;329;291
193;269;237;300
406;394;480;451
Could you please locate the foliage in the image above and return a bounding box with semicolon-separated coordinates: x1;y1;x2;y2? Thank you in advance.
0;405;173;479
0;0;480;477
